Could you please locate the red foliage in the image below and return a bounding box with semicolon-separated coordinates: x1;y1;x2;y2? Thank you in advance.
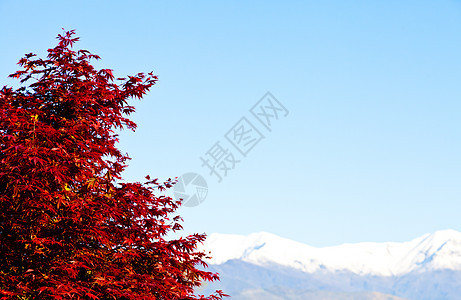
0;30;227;300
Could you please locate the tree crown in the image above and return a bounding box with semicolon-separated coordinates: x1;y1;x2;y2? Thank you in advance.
0;30;226;300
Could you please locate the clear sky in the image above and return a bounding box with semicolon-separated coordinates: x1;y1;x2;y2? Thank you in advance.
1;0;461;247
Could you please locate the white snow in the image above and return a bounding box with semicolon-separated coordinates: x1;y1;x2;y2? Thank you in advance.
200;229;461;277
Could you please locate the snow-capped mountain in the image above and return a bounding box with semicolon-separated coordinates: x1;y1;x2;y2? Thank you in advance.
201;229;461;276
198;230;461;300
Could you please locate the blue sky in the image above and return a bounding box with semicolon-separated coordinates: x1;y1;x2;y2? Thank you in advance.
1;0;461;246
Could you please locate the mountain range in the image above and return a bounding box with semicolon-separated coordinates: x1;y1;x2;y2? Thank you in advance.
197;230;461;300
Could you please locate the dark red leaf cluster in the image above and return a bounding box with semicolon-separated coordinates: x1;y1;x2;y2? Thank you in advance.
0;30;227;300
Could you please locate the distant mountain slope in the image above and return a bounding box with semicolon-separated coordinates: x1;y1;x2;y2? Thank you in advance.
231;288;406;300
198;230;461;300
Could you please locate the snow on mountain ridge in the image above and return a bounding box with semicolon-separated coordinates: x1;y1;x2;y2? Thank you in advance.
201;229;461;277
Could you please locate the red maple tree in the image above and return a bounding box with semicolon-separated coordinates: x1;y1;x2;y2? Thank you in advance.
0;30;226;300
